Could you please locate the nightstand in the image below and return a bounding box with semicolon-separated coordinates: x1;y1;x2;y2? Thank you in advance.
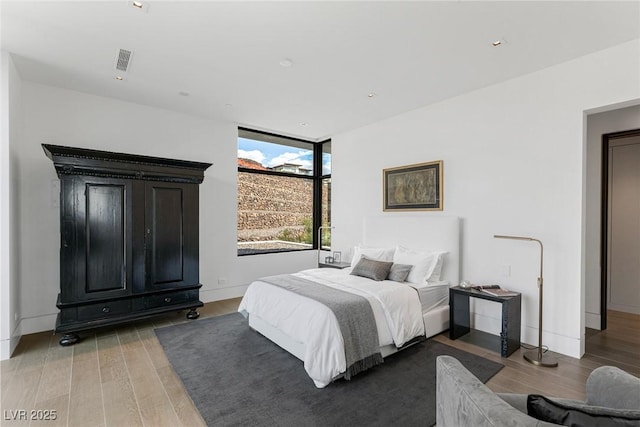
318;261;351;269
449;286;521;357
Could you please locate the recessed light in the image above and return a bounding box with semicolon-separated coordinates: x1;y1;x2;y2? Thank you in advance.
279;58;294;68
179;91;190;97
300;122;308;126
491;38;508;47
367;93;376;98
132;1;143;9
115;76;124;81
224;103;233;108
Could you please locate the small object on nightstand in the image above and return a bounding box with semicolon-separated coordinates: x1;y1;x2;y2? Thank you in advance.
333;251;342;263
460;280;472;289
325;256;334;264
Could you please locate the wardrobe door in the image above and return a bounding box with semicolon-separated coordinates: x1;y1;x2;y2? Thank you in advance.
70;176;134;302
144;182;199;291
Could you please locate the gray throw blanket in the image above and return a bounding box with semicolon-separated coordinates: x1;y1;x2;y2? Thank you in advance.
260;274;383;381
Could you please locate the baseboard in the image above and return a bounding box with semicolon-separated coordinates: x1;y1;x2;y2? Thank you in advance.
0;334;20;360
1;339;11;360
607;303;640;315
471;311;582;359
471;312;502;335
521;324;582;359
19;313;56;335
585;312;601;330
200;284;248;303
1;320;22;360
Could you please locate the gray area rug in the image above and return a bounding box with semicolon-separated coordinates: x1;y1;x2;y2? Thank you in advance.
155;313;503;427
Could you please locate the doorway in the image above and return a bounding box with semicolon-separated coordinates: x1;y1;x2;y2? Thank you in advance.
600;129;640;329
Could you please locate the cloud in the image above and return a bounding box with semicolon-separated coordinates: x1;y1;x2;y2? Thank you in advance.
267;150;313;170
322;160;332;175
238;149;265;165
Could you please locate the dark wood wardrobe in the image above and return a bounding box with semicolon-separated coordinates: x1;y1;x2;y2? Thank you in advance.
43;144;212;345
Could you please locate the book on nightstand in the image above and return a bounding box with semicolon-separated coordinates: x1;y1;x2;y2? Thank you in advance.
480;287;519;297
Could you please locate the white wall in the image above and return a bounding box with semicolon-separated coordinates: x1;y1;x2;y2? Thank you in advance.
1;51;23;359
15;82;316;335
332;39;640;358
584;105;640;330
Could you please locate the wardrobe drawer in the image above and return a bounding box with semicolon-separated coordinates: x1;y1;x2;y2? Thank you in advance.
144;290;197;310
77;300;131;321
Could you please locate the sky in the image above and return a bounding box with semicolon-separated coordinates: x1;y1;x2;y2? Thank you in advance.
238;137;331;175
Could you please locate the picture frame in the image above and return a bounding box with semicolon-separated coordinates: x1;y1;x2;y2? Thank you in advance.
333;251;342;263
383;160;443;211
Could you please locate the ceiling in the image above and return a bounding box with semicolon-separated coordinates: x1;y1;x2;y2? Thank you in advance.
1;1;638;141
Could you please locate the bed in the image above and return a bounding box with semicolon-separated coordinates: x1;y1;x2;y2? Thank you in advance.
238;215;460;388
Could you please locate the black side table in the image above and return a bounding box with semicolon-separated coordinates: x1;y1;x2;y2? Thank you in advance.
449;286;521;357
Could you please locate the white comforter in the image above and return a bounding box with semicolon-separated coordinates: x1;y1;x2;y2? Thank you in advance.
237;268;425;388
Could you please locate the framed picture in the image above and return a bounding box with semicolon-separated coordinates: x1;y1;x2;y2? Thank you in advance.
333;251;342;263
383;160;443;211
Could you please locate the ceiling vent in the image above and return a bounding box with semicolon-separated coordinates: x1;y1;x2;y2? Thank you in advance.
115;49;133;72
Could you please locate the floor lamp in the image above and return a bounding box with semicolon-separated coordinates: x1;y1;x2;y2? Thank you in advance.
494;235;558;368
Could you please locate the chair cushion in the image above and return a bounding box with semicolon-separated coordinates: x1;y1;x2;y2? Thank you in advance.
527;394;640;427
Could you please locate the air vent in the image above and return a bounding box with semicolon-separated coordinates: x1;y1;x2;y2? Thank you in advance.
115;49;133;72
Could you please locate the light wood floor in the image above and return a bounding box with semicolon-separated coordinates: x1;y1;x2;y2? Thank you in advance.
1;303;638;426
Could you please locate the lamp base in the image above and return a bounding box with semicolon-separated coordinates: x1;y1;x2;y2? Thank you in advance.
523;350;558;367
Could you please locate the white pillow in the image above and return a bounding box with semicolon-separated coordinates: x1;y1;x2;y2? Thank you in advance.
350;245;395;268
393;246;446;284
429;254;446;281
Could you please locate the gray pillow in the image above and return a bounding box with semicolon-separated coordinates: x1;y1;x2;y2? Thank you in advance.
387;263;413;282
351;256;393;281
527;394;640;427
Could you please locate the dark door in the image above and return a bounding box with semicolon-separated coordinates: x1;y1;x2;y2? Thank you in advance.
604;131;640;318
69;176;134;302
144;182;199;291
601;129;640;329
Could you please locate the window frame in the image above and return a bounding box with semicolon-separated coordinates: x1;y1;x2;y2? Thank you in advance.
237;127;331;256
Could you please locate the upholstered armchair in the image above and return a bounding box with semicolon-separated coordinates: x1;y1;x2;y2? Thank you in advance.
436;355;640;426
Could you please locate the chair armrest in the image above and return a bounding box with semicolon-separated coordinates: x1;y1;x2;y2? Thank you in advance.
436;356;557;426
586;366;640;410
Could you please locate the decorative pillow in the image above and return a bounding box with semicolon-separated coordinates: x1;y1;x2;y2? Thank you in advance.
350;245;395;268
351;256;394;281
527;394;640;427
393;246;446;284
387;263;413;282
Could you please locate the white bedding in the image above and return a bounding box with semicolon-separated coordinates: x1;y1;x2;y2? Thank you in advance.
407;281;450;313
238;267;425;388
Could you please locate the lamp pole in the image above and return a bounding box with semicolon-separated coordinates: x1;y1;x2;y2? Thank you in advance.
494;235;558;367
317;226;333;265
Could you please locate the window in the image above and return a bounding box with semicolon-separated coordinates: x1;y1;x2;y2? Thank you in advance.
237;128;331;255
320;142;332;250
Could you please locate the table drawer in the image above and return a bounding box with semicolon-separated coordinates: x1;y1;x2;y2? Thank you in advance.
77;300;131;321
